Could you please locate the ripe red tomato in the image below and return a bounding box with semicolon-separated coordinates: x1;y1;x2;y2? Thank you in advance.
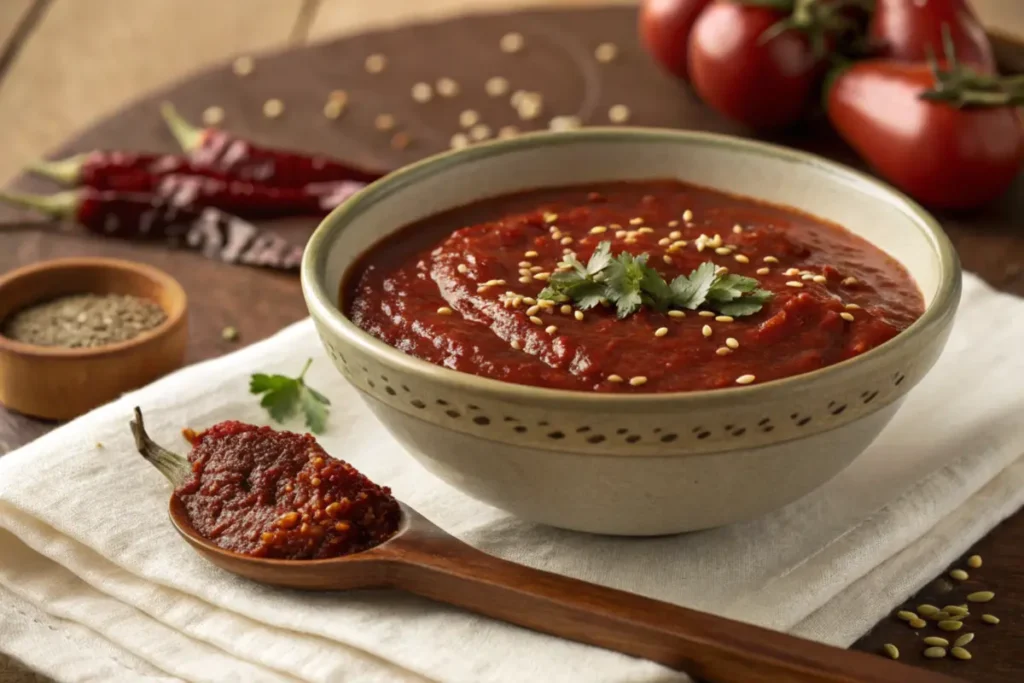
688;2;821;129
826;60;1022;209
871;0;996;73
639;0;713;81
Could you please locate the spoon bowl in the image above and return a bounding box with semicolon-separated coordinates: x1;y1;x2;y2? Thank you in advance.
137;408;960;683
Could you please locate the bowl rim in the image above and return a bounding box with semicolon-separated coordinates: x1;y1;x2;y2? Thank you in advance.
0;256;188;359
302;127;961;410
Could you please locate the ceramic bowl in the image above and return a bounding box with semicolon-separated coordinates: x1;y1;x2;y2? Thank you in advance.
0;257;188;420
302;129;961;536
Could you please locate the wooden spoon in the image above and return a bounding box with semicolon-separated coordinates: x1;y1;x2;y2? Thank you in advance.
130;408;961;683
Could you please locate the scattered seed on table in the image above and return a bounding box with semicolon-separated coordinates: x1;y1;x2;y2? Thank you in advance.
981;614;999;624
411;82;433;103
374;113;395;131
950;569;969;581
924;647;947;659
221;326;239;342
882;644;899;660
549;115;582;131
909;618;927;629
923;637;949;647
436;77;460;97
950;647;972;660
500;32;525;53
933;611;952;621
939;620;964;631
944;605;969;617
967;555;982;568
485;76;510;97
470;124;492;141
450;133;470;150
497;125;519;139
953;633;974;647
608;104;631;124
594;42;618;63
390;132;411;150
968;591;995;603
459;109;480;128
202;106;225;126
364;54;387;73
232;55;254;76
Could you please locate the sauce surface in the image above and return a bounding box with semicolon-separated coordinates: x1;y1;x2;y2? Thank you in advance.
346;181;924;392
175;421;400;559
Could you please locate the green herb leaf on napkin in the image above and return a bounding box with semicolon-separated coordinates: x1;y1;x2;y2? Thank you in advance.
250;358;331;433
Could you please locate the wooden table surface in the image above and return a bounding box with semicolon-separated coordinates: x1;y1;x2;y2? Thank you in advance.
0;1;1022;682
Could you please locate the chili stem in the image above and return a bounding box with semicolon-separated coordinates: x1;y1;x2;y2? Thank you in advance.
28;154;87;185
130;407;191;487
0;190;78;219
160;102;205;152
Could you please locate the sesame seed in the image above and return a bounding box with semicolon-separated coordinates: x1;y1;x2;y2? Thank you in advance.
637;227;654;234
763;256;779;264
590;226;608;234
801;273;815;281
624;237;637;244
523;297;536;304
756;267;770;275
702;325;713;337
323;97;346;120
485;76;510;97
736;374;756;385
663;255;673;264
839;311;856;322
545;325;558;334
516;92;544;120
435;77;460;97
549;115;582;131
715;247;731;256
374;113;395;131
716;347;731;356
497;125;519;139
615;229;628;238
560;236;574;245
845;303;861;310
607;374;623;383
518;276;532;283
981;614;999;624
511;340;522;350
525;250;539;258
733;224;744;234
734;254;750;264
726;337;739;349
842;276;859;286
263;99;285;118
668;310;686;319
629;217;644;226
574;310;584;321
786;281;804;288
784;267;801;276
364;54;387;73
529;316;543;325
544;212;559;223
560;305;572;315
457;264;469;274
810;275;826;284
698;311;715;317
459;109;480;128
500;32;525;53
715;315;734;323
716;266;729;276
534;272;550;281
437;307;453;315
450;132;470;150
595;42;618;63
668;231;682;240
658;237;671;246
232;56;254;76
202;106;225;126
629;376;648;386
526;305;540;316
967;555;982;568
654;327;668;337
469;124;491;142
683;210;694;222
608;104;631;124
411;82;433;103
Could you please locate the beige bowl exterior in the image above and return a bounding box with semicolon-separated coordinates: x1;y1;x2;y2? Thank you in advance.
302;129;961;536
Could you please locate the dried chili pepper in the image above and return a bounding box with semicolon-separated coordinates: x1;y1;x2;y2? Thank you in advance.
161;103;385;187
0;189;304;271
30;154;364;218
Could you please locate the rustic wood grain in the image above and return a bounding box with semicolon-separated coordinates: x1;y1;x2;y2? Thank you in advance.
0;0;307;184
0;3;1022;683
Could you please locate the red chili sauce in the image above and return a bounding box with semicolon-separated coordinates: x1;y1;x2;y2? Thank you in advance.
346;181;924;392
174;421;400;559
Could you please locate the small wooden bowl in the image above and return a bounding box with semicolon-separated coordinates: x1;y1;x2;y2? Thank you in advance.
0;258;187;420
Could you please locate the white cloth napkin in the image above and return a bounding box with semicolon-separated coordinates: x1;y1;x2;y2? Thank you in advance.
1;271;1022;683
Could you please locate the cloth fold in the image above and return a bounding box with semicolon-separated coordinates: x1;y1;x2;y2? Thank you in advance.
1;272;1021;683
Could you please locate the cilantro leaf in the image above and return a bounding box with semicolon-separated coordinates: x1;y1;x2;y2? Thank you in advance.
605;252;648;318
716;289;773;317
671;262;717;310
585;241;613;275
249;358;331;434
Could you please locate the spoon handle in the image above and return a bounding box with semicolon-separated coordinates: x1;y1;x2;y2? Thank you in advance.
380;518;959;683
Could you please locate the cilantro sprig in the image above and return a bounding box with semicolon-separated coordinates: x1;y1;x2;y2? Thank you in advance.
539;241;772;318
250;358;331;434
